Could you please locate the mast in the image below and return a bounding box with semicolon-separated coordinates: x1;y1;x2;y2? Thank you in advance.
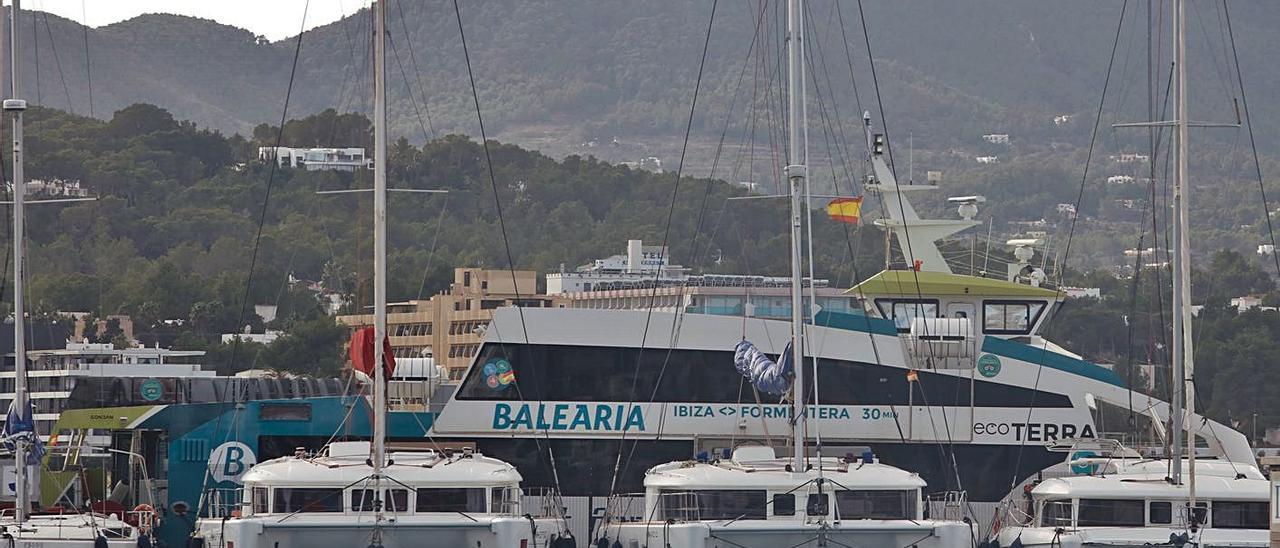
785;0;807;472
7;0;29;525
372;0;389;525
1171;0;1197;507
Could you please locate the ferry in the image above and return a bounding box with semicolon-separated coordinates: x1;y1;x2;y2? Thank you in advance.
427;137;1256;532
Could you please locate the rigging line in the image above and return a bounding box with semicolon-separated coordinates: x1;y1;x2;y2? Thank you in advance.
387;31;435;144
1009;0;1130;491
1123;185;1156;442
1222;1;1280;279
36;7;73;114
227;0;310;397
854;0;959;484
80;0;91;117
414;194;450;300
394;0;437;140
609;0;718;504
30;5;38;105
833;1;865;130
325;0;367;144
451;0;570;527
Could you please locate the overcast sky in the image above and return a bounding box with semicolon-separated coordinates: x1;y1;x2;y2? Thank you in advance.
27;0;353;41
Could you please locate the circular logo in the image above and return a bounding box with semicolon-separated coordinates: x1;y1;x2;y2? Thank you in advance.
483;359;515;391
1069;450;1099;475
209;441;257;484
139;379;164;401
977;354;1002;378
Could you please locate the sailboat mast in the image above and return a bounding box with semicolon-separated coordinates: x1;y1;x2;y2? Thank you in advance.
372;0;389;510
7;0;28;525
1173;0;1196;507
1168;0;1189;489
785;0;807;471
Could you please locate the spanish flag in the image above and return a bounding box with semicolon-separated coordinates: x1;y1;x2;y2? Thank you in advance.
826;196;863;224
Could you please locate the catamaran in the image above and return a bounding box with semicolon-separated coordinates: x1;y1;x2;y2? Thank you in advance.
191;1;571;546
986;1;1269;546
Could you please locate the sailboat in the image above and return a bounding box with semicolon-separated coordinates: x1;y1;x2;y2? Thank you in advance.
987;1;1270;547
597;1;972;546
0;1;138;545
191;1;572;547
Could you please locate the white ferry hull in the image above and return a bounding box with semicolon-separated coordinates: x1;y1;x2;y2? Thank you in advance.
0;515;137;547
608;520;972;548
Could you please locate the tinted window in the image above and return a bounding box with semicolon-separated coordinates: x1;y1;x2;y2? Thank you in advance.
686;490;766;520
1078;499;1144;526
458;344;1070;408
1211;501;1267;529
416;488;486;513
982;300;1047;335
252;487;268;513
835;490;916;519
1040;499;1072;526
773;494;795;516
806;493;830;516
875;299;939;331
1149;501;1172;524
350;489;406;512
260;403;311;421
273;488;343;513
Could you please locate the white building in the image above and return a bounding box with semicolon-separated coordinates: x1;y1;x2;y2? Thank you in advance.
982;133;1010;145
1106;175;1136;185
258;147;369;172
1258;244;1275;256
975;156;999;164
221;331;283;345
0;342;210;441
1062;287;1101;299
545;239;854;321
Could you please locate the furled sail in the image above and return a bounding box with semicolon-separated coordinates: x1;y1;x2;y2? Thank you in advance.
733;340;793;396
3;400;45;465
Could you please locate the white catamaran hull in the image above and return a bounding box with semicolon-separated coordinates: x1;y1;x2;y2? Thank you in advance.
197;515;555;548
610;520;973;548
995;526;1267;547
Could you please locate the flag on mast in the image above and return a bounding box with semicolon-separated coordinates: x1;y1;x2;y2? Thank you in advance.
826;197;863;224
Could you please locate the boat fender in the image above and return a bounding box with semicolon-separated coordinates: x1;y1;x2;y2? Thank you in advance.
611;540;623;548
187;538;205;548
1009;537;1023;548
95;536;108;548
1168;532;1190;547
551;535;576;548
135;533;152;548
595;538;610;548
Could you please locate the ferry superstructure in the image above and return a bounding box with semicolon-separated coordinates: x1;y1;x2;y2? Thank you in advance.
429;137;1255;515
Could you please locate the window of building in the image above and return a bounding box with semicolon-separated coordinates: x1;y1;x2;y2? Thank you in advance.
481;280;488;290
481;299;504;310
273;488;344;513
416;488;486;513
448;367;466;381
1212;501;1266;529
1149;501;1172;524
874;299;939;331
982;300;1047;335
1077;499;1144;527
772;494;795;516
464;271;472;287
835;490;915;519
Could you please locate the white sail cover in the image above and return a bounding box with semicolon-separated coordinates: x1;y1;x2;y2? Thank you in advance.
733;340;792;395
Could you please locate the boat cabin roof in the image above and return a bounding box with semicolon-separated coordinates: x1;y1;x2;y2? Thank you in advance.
1032;460;1267;501
850;270;1063;300
242;441;522;488
645;448;926;492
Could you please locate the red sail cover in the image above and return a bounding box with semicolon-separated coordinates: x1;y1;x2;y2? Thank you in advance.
349;327;396;380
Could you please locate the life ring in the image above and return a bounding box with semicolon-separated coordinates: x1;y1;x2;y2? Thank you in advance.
132;504;160;532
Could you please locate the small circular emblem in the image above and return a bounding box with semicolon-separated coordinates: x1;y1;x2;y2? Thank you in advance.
484;358;515;391
977;354;1002;378
139;378;164;401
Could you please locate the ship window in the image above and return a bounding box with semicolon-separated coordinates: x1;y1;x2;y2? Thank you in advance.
772;494;795;516
1211;501;1267;529
259;403;311;421
874;299;939;331
273;488;344;513
806;493;829;516
685;490;766;520
416;488;487;513
1149;501;1172;524
1039;499;1073;526
252;487;268;514
835;490;916;520
456;343;1072;408
1077;499;1144;526
982;300;1047;335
